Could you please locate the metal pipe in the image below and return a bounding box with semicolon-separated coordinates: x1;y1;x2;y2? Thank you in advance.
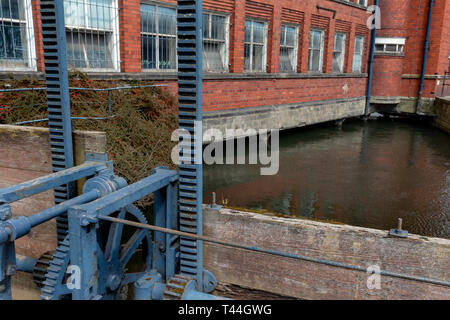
0;85;167;93
28;190;100;228
16;255;37;273
364;0;379;117
417;0;435;113
14;116;119;126
0;162;107;204
99;215;450;288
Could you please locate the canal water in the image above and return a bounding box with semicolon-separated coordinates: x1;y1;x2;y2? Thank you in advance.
203;119;450;239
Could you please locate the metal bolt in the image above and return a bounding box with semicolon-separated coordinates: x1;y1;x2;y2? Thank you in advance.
106;274;121;291
212;192;216;207
397;218;403;231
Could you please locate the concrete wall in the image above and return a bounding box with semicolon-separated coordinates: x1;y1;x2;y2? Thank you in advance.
435;97;450;134
203;207;450;300
203;96;366;142
0;125;106;299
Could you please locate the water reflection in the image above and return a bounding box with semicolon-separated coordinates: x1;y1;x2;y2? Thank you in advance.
204;119;450;238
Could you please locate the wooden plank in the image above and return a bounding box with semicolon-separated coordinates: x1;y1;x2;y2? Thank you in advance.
0;125;107;299
203;207;450;300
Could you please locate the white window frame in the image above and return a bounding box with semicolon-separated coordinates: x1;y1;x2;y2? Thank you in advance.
375;37;405;54
64;0;120;72
308;28;325;73
279;23;299;73
332;32;346;73
0;0;36;71
352;35;364;73
244;18;268;73
140;2;177;72
358;0;368;6
203;11;230;73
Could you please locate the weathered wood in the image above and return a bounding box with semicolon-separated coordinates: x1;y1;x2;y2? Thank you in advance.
0;125;106;299
203;207;450;300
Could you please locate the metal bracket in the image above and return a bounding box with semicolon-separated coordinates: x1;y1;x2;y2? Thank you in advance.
389;218;409;238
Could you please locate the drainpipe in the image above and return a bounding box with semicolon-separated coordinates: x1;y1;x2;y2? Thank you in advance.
417;0;435;114
364;0;379;117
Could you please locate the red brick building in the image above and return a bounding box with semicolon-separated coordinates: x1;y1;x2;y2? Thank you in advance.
0;0;449;130
372;0;450;113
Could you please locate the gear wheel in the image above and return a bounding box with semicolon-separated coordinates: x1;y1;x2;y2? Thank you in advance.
32;251;55;288
40;204;152;300
162;275;193;300
40;238;71;300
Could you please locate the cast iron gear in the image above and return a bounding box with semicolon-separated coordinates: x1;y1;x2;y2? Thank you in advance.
40;204;152;300
162;275;193;300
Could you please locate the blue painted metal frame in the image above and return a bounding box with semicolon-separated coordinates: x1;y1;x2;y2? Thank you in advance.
177;0;204;290
67;167;178;299
0;161;111;300
40;0;76;243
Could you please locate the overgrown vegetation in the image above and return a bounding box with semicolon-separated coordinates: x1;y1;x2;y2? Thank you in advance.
0;71;178;207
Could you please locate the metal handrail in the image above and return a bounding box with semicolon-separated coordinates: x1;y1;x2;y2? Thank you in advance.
0;84;168;125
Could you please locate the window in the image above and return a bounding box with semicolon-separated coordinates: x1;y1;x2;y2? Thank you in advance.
308;29;324;72
352;35;364;73
375;37;405;54
357;0;368;6
141;4;176;71
279;24;298;73
203;13;229;72
0;0;35;70
64;0;120;71
332;32;346;73
244;19;267;72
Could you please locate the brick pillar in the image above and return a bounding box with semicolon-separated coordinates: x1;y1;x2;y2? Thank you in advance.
325;19;336;73
31;0;44;72
119;0;141;72
268;2;281;73
345;23;356;73
230;0;245;73
300;13;311;73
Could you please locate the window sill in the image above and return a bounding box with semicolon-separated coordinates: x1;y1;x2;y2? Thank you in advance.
0;71;368;81
374;52;405;57
204;72;368;80
329;0;368;10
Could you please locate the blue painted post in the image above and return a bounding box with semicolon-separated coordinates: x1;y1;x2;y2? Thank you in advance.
165;180;179;281
153;188;167;280
417;0;435;113
40;0;76;243
68;206;99;300
177;0;204;291
0;242;15;300
365;0;379;117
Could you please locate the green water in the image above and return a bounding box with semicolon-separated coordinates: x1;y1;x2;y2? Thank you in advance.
204;119;450;239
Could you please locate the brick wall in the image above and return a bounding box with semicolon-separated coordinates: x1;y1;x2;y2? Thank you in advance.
373;0;450;100
24;0;377;114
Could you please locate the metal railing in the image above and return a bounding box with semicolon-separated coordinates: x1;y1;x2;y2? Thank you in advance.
0;84;167;125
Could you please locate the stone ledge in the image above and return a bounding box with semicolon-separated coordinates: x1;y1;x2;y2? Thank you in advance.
0;71;368;82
